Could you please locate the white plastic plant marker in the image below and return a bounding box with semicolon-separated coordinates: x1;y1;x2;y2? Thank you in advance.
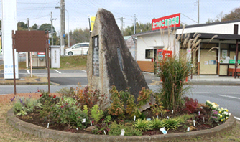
47;123;49;128
162;130;167;134
187;127;190;131
203;117;205;122
82;118;86;123
193;120;195;126
134;115;136;121
76;128;78;131
172;110;173;114
160;127;165;132
198;111;200;115
147;118;151;121
167;116;169;119
157;115;159;119
104;130;106;135
120;129;125;136
91;121;92;126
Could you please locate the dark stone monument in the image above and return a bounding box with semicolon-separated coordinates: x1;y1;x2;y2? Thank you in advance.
87;9;148;103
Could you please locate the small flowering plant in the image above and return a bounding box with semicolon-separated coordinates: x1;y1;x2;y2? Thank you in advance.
206;100;230;123
39;91;58;105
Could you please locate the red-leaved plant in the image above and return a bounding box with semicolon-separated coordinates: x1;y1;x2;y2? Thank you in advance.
184;97;198;114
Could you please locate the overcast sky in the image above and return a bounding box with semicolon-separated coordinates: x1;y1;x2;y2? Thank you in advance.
1;0;240;34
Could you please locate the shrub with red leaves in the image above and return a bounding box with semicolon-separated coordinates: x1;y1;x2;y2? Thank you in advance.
184;97;198;114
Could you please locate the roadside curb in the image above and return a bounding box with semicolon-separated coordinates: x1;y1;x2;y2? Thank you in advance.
0;81;59;85
6;108;236;142
150;80;240;86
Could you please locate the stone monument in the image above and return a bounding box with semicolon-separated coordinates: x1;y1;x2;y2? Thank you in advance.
87;9;148;103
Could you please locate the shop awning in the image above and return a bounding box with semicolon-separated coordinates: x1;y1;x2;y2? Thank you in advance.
176;33;240;40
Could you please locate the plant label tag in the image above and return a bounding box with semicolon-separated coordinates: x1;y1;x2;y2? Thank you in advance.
203;117;205;122
193;120;195;126
160;127;165;132
104;130;106;135
47;123;49;128
82;118;86;123
134;115;136;121
187;127;190;131
76;128;78;131
157;115;159;119
172;110;173;114
147;118;151;121
167;116;169;119
162;130;167;134
198;111;200;115
120;129;124;136
91;121;92;126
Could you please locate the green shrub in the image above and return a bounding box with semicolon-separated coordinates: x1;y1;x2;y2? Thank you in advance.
151;118;164;129
163;118;181;131
158;56;191;110
83;105;88;116
108;86;125;118
91;105;103;124
109;121;142;136
176;114;194;123
134;119;153;131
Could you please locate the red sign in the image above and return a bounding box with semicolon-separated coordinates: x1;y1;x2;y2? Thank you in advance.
162;50;172;60
37;52;45;55
152;13;180;30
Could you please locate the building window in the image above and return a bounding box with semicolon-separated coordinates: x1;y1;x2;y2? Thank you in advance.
145;49;154;59
92;36;99;76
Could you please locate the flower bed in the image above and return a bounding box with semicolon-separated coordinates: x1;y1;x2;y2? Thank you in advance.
10;86;232;137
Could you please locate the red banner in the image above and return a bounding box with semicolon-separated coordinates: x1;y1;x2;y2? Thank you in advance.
152;13;180;30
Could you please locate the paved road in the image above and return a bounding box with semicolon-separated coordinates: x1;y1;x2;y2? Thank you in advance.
0;69;239;120
0;84;239;119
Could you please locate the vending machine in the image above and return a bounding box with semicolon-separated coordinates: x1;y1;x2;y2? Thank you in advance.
156;49;172;78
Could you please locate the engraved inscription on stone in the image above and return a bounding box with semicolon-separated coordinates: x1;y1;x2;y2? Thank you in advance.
92;36;99;76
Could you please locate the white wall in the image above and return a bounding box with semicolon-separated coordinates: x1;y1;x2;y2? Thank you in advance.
176;22;240;35
136;32;180;61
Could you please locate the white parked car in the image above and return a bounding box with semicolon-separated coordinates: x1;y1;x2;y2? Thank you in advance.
65;42;89;55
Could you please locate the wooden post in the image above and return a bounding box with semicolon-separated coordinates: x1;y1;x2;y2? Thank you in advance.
12;30;16;95
234;24;239;79
46;35;50;93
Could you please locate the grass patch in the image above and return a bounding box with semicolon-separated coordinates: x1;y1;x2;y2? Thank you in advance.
0;55;88;70
59;55;87;70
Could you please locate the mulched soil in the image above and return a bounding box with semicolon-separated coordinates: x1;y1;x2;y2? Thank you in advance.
15;101;223;136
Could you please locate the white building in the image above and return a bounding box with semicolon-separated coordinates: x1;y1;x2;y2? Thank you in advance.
133;20;240;76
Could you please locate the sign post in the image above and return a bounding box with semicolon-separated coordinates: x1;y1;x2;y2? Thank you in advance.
2;0;19;80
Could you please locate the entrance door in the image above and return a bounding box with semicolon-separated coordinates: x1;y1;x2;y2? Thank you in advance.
200;49;217;74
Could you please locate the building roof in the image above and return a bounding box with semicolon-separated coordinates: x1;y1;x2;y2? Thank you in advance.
132;19;240;37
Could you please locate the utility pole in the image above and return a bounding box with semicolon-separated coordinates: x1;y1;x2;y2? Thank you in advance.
60;0;65;55
50;12;56;46
198;0;200;24
133;14;137;60
27;18;29;31
50;12;53;46
134;14;136;34
120;17;124;35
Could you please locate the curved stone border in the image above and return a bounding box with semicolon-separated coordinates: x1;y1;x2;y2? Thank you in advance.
6;108;236;142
